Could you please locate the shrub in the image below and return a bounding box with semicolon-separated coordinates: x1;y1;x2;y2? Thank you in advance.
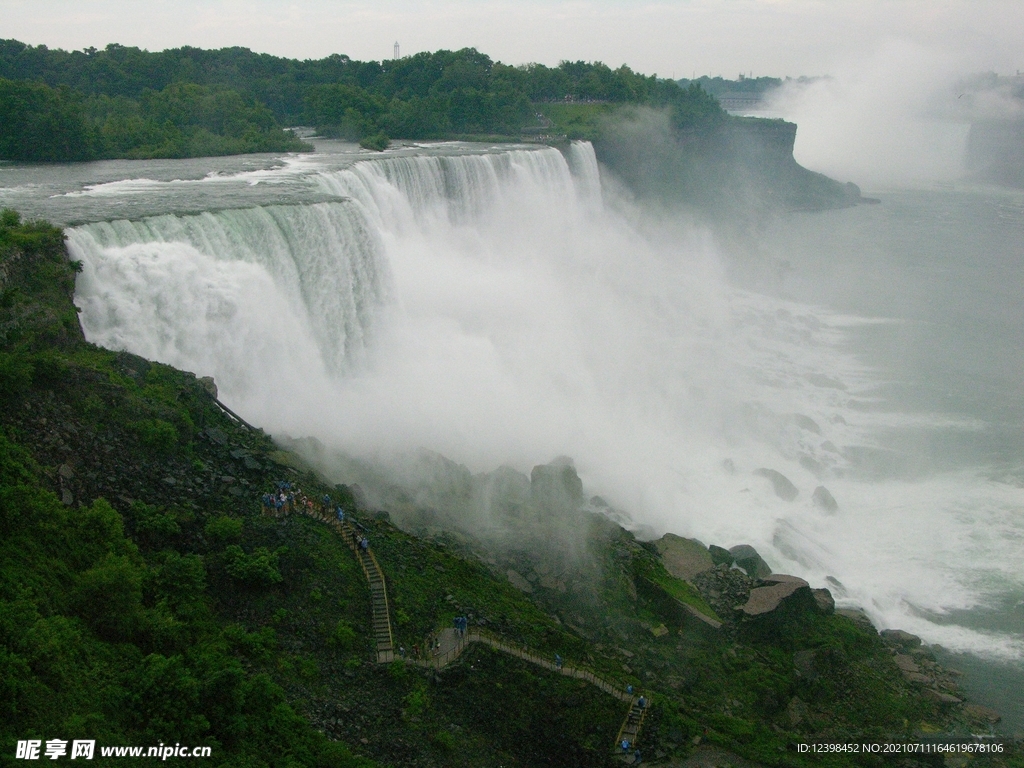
204;515;242;544
223;545;283;586
359;132;390;151
132;418;178;454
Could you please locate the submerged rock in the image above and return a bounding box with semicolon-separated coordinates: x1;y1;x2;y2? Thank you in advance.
812;485;838;513
754;468;798;501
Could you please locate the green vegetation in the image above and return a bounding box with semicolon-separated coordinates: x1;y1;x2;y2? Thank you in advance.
0;39;724;157
0;76;308;162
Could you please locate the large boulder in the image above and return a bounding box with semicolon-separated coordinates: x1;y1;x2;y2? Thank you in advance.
729;545;772;579
655;534;715;580
530;459;584;507
812;485;838;513
708;544;734;566
738;574;811;616
754;468;799;501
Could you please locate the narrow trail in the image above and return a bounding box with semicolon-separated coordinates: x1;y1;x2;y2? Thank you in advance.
276;498;649;752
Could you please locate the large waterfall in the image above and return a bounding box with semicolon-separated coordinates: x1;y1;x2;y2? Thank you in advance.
62;141;1024;666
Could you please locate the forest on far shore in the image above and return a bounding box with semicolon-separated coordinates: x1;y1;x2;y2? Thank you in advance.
0;40;725;161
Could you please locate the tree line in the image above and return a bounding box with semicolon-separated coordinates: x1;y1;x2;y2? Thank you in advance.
0;39;725;160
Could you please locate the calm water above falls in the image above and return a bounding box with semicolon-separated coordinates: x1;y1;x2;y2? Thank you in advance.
2;141;1022;729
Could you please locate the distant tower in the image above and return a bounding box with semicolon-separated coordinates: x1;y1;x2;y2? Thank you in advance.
394;41;400;60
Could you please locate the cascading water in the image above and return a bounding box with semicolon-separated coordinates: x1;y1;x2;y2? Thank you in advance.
58;141;1024;673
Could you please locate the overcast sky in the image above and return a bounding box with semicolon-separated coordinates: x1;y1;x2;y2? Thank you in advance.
3;0;1022;79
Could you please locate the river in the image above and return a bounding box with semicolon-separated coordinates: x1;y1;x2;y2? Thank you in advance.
1;139;1021;730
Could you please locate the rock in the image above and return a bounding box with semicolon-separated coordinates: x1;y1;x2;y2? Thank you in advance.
811;588;835;614
963;703;1002;724
650;624;669;637
738;577;809;616
530;459;584;507
924;689;962;705
506;569;533;593
220;475;235;484
754;468;798;501
58;463;74;480
893;654;921;673
61;488;73;506
793;649;818;680
836;607;875;629
812;485;838;513
879;629;922;649
162;476;177;485
792;414;821;434
205;427;228;445
198;376;218;399
787;696;809;727
905;672;933;685
655;534;715;580
708;545;733;566
729;545;772;579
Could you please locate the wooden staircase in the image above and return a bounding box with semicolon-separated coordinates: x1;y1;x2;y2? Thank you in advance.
614;695;649;754
292;504;396;664
277;500;646;748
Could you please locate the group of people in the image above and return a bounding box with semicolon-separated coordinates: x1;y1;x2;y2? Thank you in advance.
452;615;469;637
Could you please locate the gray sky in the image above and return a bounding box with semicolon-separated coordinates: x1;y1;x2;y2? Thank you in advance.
3;0;1022;78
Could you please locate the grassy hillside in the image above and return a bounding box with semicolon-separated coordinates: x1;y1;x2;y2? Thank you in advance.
0;208;1019;767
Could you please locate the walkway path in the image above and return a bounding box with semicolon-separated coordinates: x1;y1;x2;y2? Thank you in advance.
277;498;648;750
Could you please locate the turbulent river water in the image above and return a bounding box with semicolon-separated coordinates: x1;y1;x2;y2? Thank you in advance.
1;139;1022;729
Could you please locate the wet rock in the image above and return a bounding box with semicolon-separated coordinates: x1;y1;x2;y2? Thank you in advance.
963;703;1001;724
708;545;733;566
754;468;798;501
506;569;533;593
811;588;835;614
205;427;228;445
894;654;921;673
787;696;809;727
836;607;875;629
738;576;810;616
812;485;838;513
729;545;772;579
655;533;715;580
793;649;818;681
530;459;584;506
880;629;922;650
198;376;218;399
792;414;822;434
924;689;962;705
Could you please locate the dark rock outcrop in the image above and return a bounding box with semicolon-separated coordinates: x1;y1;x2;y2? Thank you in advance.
655;533;714;580
811;485;838;513
728;544;772;579
754;468;798;501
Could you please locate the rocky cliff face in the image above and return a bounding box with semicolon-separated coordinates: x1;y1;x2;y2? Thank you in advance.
593;109;864;214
